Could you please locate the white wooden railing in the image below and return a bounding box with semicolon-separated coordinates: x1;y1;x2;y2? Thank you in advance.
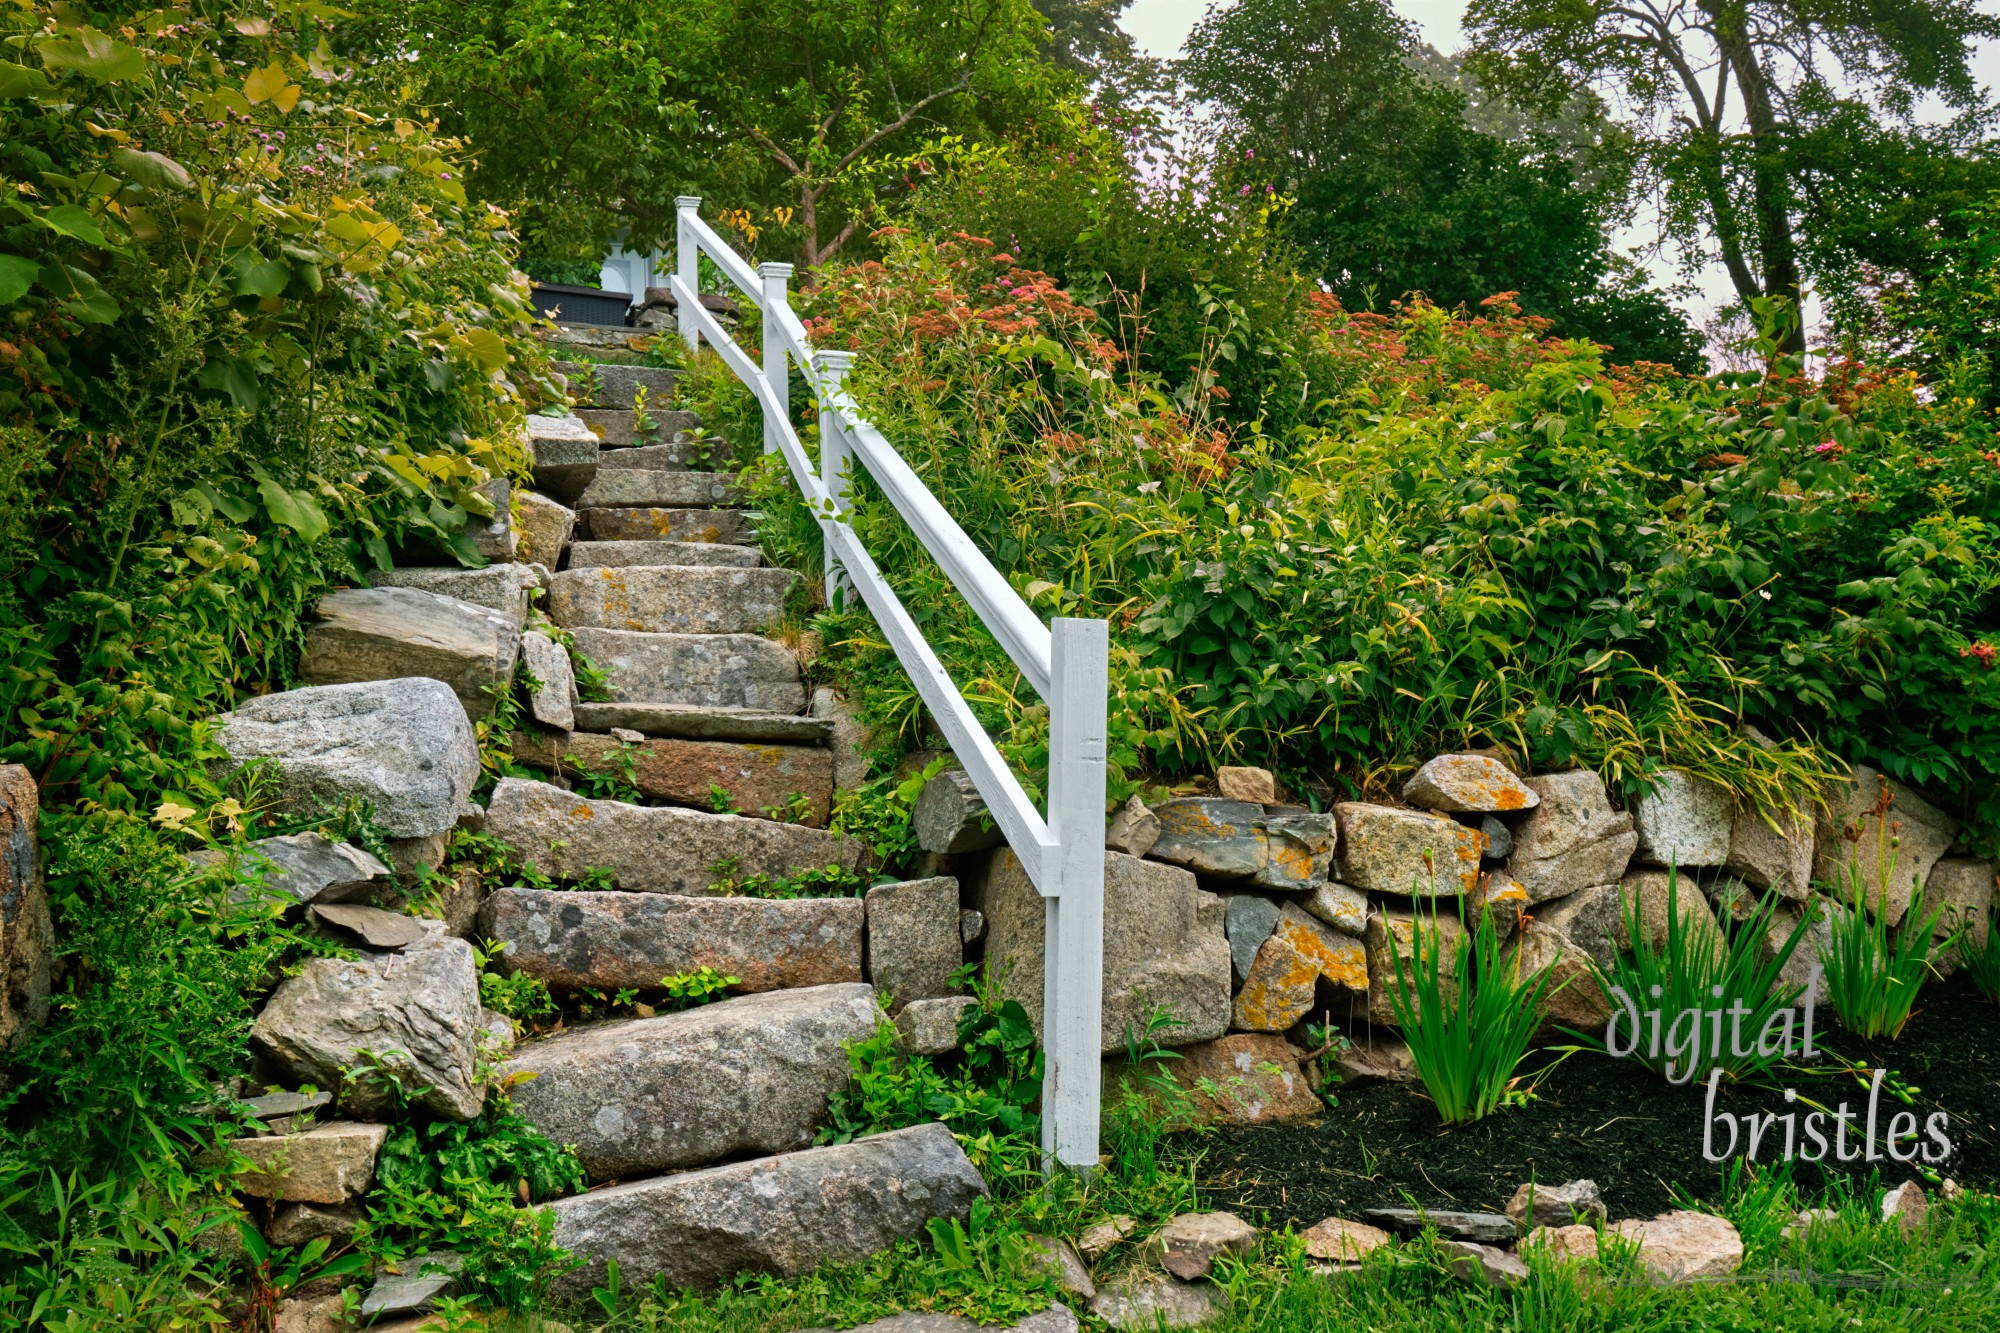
671;198;1107;1174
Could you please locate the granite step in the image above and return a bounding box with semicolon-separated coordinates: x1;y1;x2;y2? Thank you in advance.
551;361;676;410
567;540;760;570
588;441;690;472
572;701;832;745
568;628;805;713
548;565;798;634
511;728;833;824
582;507;752;544
525;415;599;504
574;469;740;510
574;407;702;446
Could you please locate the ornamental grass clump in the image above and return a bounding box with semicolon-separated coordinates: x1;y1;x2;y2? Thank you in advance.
1820;861;1947;1040
1961;910;2000;1003
1386;904;1554;1125
1588;868;1810;1084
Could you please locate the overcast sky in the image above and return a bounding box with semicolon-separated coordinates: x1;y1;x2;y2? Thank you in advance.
1120;0;2000;349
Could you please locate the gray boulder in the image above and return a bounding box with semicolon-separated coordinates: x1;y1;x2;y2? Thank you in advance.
186;832;391;910
1401;754;1539;813
482;887;863;992
1814;765;1959;926
526;415;600;503
504;983;880;1180
1105;796;1161;858
1632;771;1732;868
518;630;577;730
1724;797;1815;901
482;778;861;893
1507;771;1639;902
547;565;798;635
1089;1277;1228;1330
1927;858;1995;970
569;628;805;712
209;679;478;839
1149;798;1267;879
544;1122;987;1296
1531;882;1628;968
866;877;963;1005
250;935;486;1121
1336;803;1482;896
298;587;519;720
515;490;575;568
894;996;975;1055
976;849;1230;1052
369;563;540;624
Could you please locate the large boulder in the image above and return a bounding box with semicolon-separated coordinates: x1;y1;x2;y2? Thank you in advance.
504;983;879;1180
568;628;805;712
1632;771;1732;868
1401;754;1538;813
544;1122;987;1296
546;565;798;635
510;729;834;825
1724;796;1815;900
1814;765;1959;926
482;888;863;992
209;679;479;839
368;564;540;624
186;833;392;910
482;778;861;894
866;877;963;1006
298;586;520;719
251;934;488;1120
1507;771;1638;902
975;849;1231;1053
1336;803;1482;896
0;766;51;1051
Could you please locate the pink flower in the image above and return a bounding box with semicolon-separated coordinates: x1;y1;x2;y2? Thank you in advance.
1239;184;1252;196
1245;149;1254;160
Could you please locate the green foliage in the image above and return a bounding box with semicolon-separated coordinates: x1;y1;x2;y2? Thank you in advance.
474;940;559;1027
659;967;737;1007
824;759;946;876
919;1198;1057;1326
1961;909;2000;1003
1385;907;1552;1124
1819;864;1947;1040
712;864;871;899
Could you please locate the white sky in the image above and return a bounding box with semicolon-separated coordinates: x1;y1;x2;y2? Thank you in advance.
1121;0;2000;349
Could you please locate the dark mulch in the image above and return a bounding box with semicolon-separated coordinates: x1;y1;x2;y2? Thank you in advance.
1193;978;2000;1228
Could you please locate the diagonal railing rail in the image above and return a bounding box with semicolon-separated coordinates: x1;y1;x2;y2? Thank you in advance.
670;198;1105;1173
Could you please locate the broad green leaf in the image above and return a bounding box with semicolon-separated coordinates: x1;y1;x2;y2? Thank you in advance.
452;327;509;374
36;30;148;84
256;476;328;541
42;264;119;323
199;357;261;412
232;257;290;298
111;147;191;192
0;255;35;304
170;487;213;527
196;480;255;523
41;205;108;246
242;62;299;111
0;62;53;98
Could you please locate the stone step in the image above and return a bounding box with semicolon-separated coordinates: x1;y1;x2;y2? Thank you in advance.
505;983;878;1182
298;587;519;721
369;564;542;621
552;360;676;410
574;407;703;447
574;469;739;510
582;507;752;545
594;440;691;471
510;728;832;824
573;701;831;745
483;777;863;894
525;415;599;505
567;540;760;570
484;888;863;995
548;565;798;635
543;1121;986;1299
568;628;804;712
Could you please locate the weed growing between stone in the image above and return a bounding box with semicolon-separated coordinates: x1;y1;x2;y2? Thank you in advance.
1962;909;2000;1001
1821;862;1949;1040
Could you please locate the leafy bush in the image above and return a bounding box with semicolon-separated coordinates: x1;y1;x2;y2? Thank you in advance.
1820;863;1946;1040
1386;907;1553;1124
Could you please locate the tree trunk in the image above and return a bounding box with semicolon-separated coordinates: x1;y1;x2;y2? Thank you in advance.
1717;23;1806;353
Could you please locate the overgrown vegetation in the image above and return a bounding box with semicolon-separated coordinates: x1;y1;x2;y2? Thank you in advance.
1386;907;1553;1125
1819;865;1947;1041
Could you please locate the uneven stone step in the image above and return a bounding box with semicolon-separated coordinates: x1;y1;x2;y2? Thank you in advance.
568;540;760;569
548;565;798;635
583;506;751;545
505;983;878;1181
593;438;695;469
545;1121;987;1297
368;563;542;622
483;887;863;993
483;777;862;893
516;491;576;567
576;407;660;446
511;728;833;824
573;700;831;744
569;628;805;712
298;587;520;720
525;415;600;504
553;360;676;410
574;469;740;510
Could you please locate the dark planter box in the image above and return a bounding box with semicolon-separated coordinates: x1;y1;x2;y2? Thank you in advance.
531;283;632;327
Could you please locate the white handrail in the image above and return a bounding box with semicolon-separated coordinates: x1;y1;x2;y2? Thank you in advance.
671;197;1105;1174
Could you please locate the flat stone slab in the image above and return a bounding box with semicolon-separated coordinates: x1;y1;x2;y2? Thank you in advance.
575;406;661;447
505;983;879;1180
567;540;760;569
482;887;863;993
548;565;798;634
483;777;862;894
526;415;600;503
574;470;739;510
511;729;834;825
582;507;751;544
1364;1208;1515;1244
232;1121;388;1203
544;1121;987;1296
573;700;831;744
359;1251;463;1319
554;361;675;410
310;902;427;950
367;564;540;622
568;628;805;713
299;586;520;719
186;832;391;910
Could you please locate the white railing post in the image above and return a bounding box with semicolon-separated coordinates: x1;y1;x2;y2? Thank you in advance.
675;197;702;351
759;263;794;457
1043;617;1108;1175
813;349;856;607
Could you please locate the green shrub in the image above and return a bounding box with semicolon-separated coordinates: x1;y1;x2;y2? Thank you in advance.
1386;906;1553;1124
1820;863;1946;1040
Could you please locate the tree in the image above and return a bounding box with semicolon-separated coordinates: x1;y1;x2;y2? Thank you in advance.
1465;0;2000;351
1182;0;1702;368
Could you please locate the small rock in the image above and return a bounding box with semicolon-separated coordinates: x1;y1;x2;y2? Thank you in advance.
1780;1207;1838;1240
1230;934;1317;1032
383;832;448;883
1330;1031;1417;1084
1272;904;1369;991
1105;795;1161;858
1522;1224;1599;1262
1882;1181;1928;1236
1302;881;1367;935
1222;894;1282;984
1942;1179;1965;1201
273;1294;345;1333
1215;766;1277;803
1365;1208;1515;1244
866;877;963;1005
1023;1234;1095;1298
519;630;577;731
1501;917;1614;1028
894;996;975;1055
1508;770;1639;902
912;768;1003;855
1076;1214;1135;1261
309;902;427;950
186;833;392;911
265;1201;363;1249
1506;1179;1608;1231
959;909;986;945
514;490;576;567
1608;1210;1743;1282
1300;1216;1391;1262
1401;754;1539;813
1150;798;1268;879
1141;1033;1320;1125
360;1251;464;1319
1336;803;1482;896
240;1089;333;1121
233;1122;388;1204
1442;1240;1528;1288
1255;808;1336;891
797;1310;1077;1333
1153;1211;1257;1280
1633;770;1733;868
1089;1276;1228;1330
1475;872;1529;938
